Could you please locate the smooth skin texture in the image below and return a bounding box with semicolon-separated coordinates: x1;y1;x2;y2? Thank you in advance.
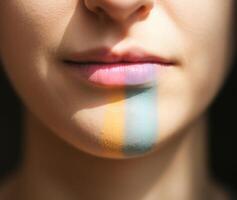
0;0;235;199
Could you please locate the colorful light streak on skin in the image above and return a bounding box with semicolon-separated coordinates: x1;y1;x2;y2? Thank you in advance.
101;91;126;157
101;67;159;157
123;86;158;156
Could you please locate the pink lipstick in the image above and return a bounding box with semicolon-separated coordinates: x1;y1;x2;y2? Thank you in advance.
65;62;159;87
63;45;175;88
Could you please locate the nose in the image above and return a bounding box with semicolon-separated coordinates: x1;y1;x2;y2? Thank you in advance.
84;0;154;23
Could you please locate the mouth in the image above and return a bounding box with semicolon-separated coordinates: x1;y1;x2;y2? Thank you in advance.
62;45;177;89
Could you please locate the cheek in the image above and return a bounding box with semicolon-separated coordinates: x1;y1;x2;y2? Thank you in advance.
0;0;75;61
158;33;232;140
156;1;233;139
158;56;230;139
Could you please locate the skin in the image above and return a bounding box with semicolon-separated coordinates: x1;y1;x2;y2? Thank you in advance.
0;0;235;199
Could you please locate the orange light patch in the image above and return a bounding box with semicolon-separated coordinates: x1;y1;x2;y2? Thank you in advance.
101;90;125;157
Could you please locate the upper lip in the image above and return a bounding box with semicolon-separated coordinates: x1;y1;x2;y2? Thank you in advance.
64;45;177;65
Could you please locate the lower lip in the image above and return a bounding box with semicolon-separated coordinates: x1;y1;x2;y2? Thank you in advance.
64;62;166;88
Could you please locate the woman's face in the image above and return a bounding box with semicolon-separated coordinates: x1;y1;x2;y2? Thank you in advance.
0;0;234;158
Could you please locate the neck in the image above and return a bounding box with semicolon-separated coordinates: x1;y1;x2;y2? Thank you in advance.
15;110;219;200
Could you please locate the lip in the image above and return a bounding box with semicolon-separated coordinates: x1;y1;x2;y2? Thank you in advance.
63;46;176;89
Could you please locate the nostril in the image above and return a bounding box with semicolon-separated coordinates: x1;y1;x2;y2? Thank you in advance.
95;6;104;14
133;5;151;19
94;6;113;20
84;0;153;23
138;5;146;13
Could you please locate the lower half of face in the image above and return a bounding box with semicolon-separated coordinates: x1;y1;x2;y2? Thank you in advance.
0;0;234;158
